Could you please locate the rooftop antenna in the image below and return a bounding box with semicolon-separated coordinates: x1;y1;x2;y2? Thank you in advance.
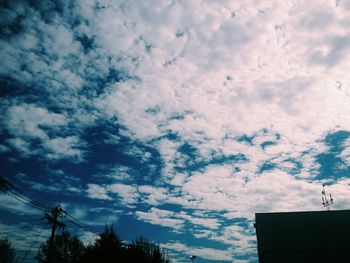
190;255;197;263
321;184;333;210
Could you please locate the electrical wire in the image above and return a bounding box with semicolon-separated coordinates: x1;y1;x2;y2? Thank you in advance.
0;187;49;212
66;219;98;235
64;212;99;235
65;216;98;235
0;188;49;212
1;176;99;236
0;177;51;211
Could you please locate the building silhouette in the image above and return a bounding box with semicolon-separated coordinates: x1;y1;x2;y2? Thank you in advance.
255;210;350;263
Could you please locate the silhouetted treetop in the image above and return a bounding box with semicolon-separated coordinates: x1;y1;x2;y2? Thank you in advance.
36;231;85;263
0;238;16;263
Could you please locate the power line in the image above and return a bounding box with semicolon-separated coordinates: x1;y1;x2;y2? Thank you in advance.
0;176;99;236
64;211;99;235
0;187;49;212
0;177;50;211
8;183;51;210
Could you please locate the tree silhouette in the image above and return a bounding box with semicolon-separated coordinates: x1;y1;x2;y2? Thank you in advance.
35;225;171;263
80;226;171;263
36;231;85;263
80;225;124;263
127;236;171;263
0;238;16;263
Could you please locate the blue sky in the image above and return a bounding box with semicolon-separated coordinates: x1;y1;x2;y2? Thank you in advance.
1;0;350;262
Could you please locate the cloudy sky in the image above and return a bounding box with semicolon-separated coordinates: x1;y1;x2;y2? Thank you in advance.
1;0;350;262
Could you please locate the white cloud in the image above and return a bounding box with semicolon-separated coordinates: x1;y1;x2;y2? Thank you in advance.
86;182;139;207
109;165;133;181
338;137;350;166
135;205;221;231
108;183;139;206
138;185;168;206
80;231;98;246
162;242;232;261
155;138;185;180
178;212;220;230
325;178;350;210
3;0;350;149
90;0;350;155
3;103;85;161
86;184;111;200
210;224;256;257
176;166;340;219
6;138;34;157
3;1;350;261
6;104;67;139
3;0;350;167
44;136;85;160
135;208;184;230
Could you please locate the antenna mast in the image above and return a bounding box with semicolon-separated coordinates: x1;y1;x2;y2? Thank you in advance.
321;184;333;210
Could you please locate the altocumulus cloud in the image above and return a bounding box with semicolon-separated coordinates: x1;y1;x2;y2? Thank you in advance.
1;0;350;262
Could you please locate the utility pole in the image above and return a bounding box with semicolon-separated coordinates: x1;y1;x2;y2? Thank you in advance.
44;205;65;262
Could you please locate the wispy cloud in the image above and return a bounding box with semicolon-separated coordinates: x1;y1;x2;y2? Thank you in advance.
135;208;184;231
162;241;233;261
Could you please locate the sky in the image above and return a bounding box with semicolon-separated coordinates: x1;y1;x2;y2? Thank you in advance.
1;0;350;262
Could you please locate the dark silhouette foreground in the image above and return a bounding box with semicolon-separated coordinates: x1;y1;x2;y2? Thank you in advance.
0;238;16;263
36;226;171;263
